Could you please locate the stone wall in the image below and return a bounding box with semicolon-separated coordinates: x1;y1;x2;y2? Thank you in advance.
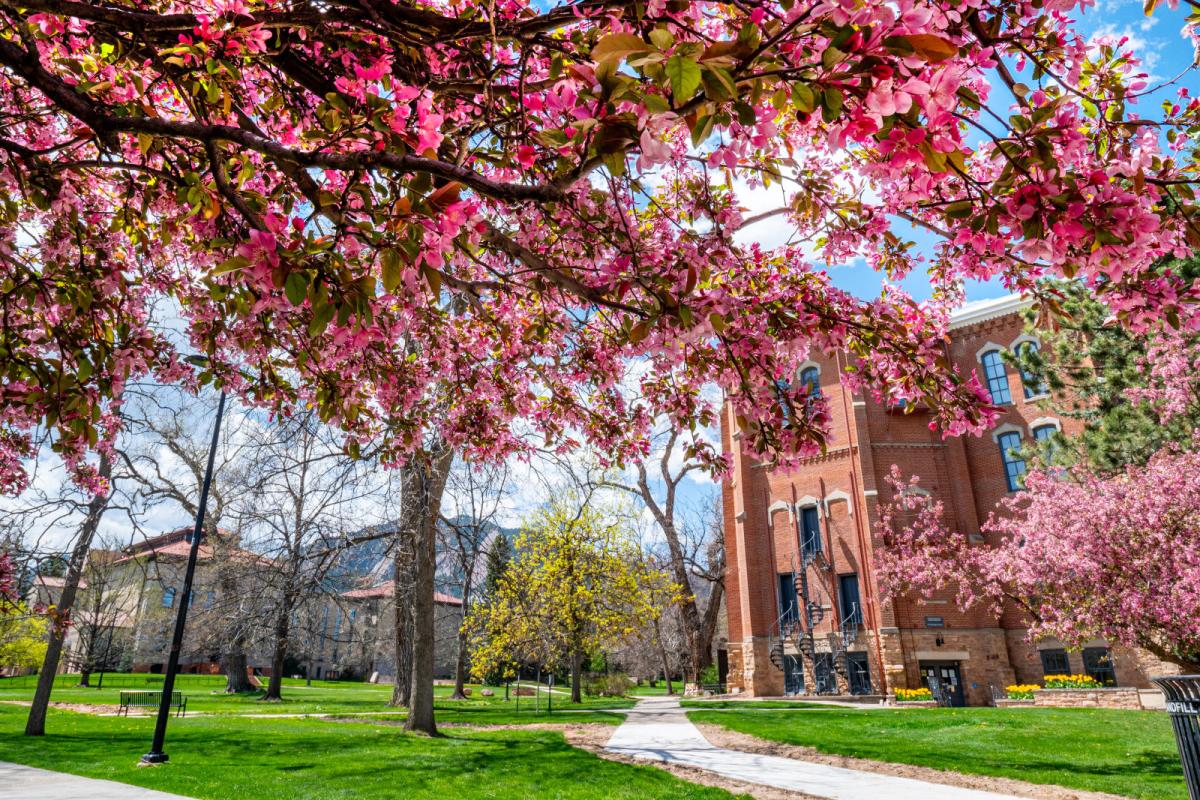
1033;687;1145;710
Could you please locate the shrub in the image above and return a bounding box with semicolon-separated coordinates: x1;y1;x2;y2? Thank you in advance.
1043;674;1101;689
1005;684;1040;700
585;673;634;697
895;687;933;702
698;665;720;686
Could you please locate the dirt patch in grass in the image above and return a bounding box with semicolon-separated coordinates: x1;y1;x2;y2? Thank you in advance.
1;699;121;716
325;717;813;799
695;723;1131;800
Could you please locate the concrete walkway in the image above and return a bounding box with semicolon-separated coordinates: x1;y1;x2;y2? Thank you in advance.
605;696;1022;800
0;762;194;799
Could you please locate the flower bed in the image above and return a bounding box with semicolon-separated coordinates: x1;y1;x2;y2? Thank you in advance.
1004;684;1040;700
1042;674;1101;689
895;687;933;703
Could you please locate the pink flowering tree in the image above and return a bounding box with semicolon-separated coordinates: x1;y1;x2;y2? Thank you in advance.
876;458;1200;673
2;1;1200;496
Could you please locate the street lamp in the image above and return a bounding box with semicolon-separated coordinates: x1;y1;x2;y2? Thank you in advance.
141;390;226;765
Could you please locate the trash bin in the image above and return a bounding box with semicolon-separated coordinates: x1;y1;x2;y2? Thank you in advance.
1152;676;1200;800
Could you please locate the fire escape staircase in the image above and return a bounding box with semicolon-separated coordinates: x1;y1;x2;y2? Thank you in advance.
767;546;862;691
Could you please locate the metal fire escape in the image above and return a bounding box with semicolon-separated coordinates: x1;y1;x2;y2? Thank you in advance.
767;507;863;695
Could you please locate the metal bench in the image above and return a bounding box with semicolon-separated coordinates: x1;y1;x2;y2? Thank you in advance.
119;690;187;717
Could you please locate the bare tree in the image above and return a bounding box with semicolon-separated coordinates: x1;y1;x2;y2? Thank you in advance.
21;452;113;736
600;428;721;685
68;541;130;686
119;389;260;692
239;411;393;701
440;459;511;699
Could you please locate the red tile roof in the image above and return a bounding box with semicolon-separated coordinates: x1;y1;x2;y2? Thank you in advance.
341;581;462;605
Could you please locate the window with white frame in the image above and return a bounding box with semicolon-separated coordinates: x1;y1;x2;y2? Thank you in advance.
980;350;1012;404
1015;340;1048;399
799;365;820;397
998;430;1027;491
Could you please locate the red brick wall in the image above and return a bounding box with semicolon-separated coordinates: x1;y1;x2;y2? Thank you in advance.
721;302;1159;701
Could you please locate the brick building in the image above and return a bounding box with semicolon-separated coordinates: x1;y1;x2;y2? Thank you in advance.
721;295;1178;705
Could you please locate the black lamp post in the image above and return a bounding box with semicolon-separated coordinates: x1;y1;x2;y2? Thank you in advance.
141;390;226;765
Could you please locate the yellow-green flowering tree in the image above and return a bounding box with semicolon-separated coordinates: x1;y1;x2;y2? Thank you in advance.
467;499;677;703
0;605;48;671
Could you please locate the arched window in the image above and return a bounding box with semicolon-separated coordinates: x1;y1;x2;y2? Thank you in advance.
998;431;1027;491
162;587;176;608
1033;422;1061;462
1016;341;1048;399
1032;423;1058;442
800;366;820;397
980;350;1012;404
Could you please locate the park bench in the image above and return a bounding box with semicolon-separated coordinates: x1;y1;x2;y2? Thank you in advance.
119;690;187;718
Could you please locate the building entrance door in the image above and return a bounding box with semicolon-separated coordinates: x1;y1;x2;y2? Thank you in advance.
920;662;965;706
783;654;805;696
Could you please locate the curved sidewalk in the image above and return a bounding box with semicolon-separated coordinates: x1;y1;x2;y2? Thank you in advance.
0;762;194;800
605;696;1022;800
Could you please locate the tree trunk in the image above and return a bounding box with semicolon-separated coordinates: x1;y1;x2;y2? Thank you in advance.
450;584;471;700
26;454;111;736
570;649;583;704
263;604;291;701
696;574;725;673
222;648;253;693
404;447;453;735
654;620;674;695
78;669;91;688
390;535;414;708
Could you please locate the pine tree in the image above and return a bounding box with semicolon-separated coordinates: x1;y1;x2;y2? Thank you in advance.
1011;264;1200;472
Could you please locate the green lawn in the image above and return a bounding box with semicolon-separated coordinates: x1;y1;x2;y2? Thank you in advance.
680;699;833;710
0;674;634;724
0;704;738;800
688;706;1185;800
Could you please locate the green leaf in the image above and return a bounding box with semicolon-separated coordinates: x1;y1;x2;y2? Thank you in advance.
648;28;674;51
944;200;973;219
309;300;335;337
822;88;844;122
900;34;958;63
701;65;737;101
284;272;308;306
381;248;403;293
213;254;250;274
665;55;701;101
592;33;650;63
792;83;815;113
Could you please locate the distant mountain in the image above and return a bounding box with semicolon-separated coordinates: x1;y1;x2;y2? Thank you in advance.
316;518;517;599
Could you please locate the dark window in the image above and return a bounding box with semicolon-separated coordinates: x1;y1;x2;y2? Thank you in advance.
778;573;799;624
800;506;822;558
998;431;1027;491
814;653;838;694
1083;647;1117;686
1016;341;1048;398
847;653;872;695
838;574;862;626
1039;648;1070;676
800;366;820;397
162;587;176;608
981;350;1012;404
783;654;805;696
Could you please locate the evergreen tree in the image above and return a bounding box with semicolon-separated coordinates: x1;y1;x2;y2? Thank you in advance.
1011;265;1200;473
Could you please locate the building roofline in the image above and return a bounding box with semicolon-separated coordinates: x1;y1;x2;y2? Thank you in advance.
948;294;1033;330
